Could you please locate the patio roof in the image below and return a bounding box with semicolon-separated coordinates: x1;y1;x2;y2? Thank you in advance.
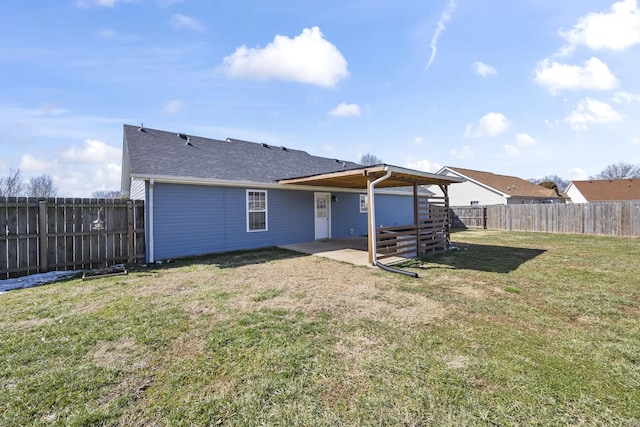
277;164;463;189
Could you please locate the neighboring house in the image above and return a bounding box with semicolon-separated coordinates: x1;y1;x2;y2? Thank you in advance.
427;166;563;206
564;179;640;203
121;125;462;264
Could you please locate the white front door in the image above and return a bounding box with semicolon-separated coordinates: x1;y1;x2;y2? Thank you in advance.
314;192;331;240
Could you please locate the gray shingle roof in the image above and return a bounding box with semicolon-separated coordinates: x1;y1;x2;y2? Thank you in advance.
123;124;362;184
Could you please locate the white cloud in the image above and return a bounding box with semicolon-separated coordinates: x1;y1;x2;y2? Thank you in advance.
405;158;441;172
467;112;509;138
414;137;425;146
450;145;474;159
558;0;640;56
472;61;497;77
218;27;349;87
164;99;184;114
328;102;361;118
19;154;54;173
630;137;640;145
170;14;206;32
62;139;121;164
569;167;588;180
534;57;618;94
564;98;623;130
612;90;640;103
425;0;457;71
76;0;133;8
515;133;536;146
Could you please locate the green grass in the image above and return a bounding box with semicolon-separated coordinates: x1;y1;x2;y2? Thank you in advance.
1;231;639;426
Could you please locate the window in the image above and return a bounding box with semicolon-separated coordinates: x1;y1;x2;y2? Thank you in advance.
359;194;368;213
247;190;267;232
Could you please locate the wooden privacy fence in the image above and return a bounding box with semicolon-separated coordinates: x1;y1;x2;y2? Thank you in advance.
451;202;640;237
0;198;145;279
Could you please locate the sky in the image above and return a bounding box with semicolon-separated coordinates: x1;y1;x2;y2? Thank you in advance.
1;0;640;197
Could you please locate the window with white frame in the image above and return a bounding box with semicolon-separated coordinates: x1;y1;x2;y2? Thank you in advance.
247;190;268;232
359;194;368;213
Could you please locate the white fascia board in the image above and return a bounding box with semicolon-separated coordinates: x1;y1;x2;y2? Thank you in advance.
129;174;414;195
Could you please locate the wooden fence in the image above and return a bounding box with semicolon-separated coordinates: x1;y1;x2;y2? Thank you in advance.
451;202;640;237
0;198;145;279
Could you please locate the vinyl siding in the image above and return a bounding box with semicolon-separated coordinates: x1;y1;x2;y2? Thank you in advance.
375;193;415;226
130;178;146;201
151;183;316;260
149;183;418;261
330;192;369;237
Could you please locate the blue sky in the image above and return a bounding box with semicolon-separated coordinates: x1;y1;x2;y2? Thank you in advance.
1;0;639;197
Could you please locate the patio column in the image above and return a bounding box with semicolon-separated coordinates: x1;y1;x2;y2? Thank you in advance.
413;183;420;257
367;176;374;265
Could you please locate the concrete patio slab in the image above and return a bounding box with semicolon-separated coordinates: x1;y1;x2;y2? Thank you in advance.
279;237;410;267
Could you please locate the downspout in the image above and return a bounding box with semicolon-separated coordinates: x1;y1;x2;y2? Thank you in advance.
368;168;419;278
148;178;155;263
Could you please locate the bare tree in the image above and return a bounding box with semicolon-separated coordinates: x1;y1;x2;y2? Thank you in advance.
529;175;570;193
26;174;57;198
92;190;122;199
593;162;640;179
0;168;24;197
359;153;383;166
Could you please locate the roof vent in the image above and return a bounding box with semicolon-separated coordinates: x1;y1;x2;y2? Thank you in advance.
177;133;189;140
280;146;288;151
262;143;270;148
138;123;146;132
226;138;232;143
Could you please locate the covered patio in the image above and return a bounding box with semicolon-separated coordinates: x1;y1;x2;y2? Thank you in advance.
278;164;463;276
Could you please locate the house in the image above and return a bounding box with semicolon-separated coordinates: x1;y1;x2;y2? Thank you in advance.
427;166;564;206
120;125;463;267
564;179;640;203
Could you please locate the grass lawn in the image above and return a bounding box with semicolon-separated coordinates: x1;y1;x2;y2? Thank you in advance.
1;230;639;426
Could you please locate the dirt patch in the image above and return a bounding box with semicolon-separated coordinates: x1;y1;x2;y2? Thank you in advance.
443;353;470;370
232;257;448;325
90;337;147;371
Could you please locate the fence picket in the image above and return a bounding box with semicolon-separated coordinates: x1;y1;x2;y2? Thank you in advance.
452;202;640;237
0;198;145;279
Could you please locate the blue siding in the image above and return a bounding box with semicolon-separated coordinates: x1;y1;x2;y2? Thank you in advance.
375;193;415;227
151;183;316;260
330;192;368;238
148;183;416;261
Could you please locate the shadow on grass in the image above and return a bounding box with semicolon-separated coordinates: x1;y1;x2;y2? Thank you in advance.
127;246;309;273
397;242;546;274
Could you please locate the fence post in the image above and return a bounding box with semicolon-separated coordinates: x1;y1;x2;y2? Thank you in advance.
127;201;134;264
38;200;48;273
483;206;487;229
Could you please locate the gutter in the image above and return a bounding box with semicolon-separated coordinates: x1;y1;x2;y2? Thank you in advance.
368;168;419;278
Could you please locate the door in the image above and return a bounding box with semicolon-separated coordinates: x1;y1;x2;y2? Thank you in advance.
314;192;331;240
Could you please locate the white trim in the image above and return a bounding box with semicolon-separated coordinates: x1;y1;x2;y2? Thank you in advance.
246;189;268;232
314;192;331;240
130;174;418;195
359;194;368;213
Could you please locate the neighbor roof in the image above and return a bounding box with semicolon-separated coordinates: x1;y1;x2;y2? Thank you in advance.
442;166;561;199
569;179;640;201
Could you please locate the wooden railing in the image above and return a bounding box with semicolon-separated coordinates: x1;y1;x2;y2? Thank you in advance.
376;197;449;260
